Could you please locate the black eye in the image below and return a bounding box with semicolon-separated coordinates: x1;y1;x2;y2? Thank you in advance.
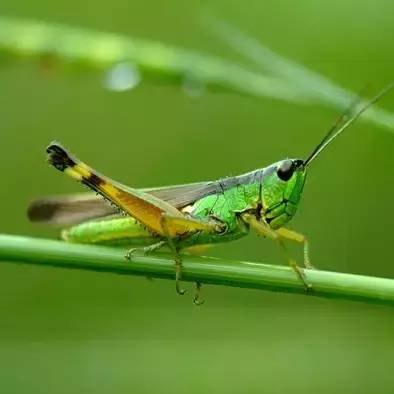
277;160;294;181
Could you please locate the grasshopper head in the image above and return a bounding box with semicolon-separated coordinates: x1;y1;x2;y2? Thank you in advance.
259;84;394;230
261;159;307;229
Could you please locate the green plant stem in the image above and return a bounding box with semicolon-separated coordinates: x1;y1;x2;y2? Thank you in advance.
0;234;393;306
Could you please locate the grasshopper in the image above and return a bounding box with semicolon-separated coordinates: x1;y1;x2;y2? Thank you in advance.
28;84;392;303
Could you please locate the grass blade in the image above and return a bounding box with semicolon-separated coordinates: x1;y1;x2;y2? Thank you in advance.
210;19;394;130
0;15;307;102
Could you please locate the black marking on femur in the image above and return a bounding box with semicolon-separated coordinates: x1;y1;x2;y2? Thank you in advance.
46;143;76;172
86;173;104;187
277;160;295;181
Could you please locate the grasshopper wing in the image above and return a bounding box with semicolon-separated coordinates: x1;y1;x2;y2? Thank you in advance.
29;181;218;225
149;182;218;208
27;193;116;225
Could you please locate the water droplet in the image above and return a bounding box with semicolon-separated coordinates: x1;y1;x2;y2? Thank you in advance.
104;62;141;92
182;73;205;97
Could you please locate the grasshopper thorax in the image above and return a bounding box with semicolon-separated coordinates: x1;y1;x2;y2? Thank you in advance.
260;159;306;229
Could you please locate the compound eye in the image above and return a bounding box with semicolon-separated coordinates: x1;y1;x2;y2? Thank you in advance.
277;160;294;181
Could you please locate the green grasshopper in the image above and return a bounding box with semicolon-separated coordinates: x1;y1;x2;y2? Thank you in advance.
28;84;392;303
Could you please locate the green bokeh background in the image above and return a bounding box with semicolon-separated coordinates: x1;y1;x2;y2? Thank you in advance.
1;1;394;393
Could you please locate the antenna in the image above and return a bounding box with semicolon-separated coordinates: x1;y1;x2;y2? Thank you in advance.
304;82;394;167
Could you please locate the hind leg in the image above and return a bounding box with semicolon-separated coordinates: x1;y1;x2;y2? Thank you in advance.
160;214;224;300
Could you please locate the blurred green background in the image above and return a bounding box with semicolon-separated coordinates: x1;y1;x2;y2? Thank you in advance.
1;1;394;393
